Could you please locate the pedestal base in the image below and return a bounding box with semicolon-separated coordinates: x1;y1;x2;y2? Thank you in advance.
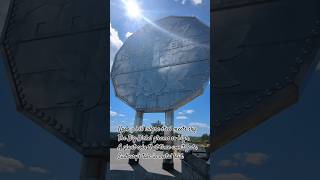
162;162;174;171
80;156;106;180
128;158;139;165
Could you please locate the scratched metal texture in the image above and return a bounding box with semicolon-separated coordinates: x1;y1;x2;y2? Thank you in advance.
111;16;210;112
211;0;320;151
1;0;109;158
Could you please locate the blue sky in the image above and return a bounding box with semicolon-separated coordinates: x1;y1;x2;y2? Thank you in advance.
0;1;210;179
110;0;211;137
211;69;320;180
1;0;320;179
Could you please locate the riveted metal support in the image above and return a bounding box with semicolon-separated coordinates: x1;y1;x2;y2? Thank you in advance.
162;110;174;171
129;111;144;165
80;156;106;180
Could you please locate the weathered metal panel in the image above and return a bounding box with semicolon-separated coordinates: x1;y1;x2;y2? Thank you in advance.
111;16;210;112
1;0;109;158
211;0;320;151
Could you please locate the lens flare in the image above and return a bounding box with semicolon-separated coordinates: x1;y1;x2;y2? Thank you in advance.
126;0;141;19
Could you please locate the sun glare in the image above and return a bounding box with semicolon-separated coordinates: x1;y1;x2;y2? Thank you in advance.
126;0;141;19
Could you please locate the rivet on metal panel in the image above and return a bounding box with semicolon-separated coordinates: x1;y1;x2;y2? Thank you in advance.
255;95;262;102
13;73;20;80
12;3;18;9
37;112;44;118
33;108;39;114
9;61;16;67
9;19;15;24
82;142;90;148
15;80;22;86
7;54;14;60
224;115;232;121
49;119;57;127
61;128;69;135
100;142;107;147
19;94;26;99
91;142;98;148
306;37;312;43
55;124;62;131
285;76;293;83
4;43;10;49
302;48;310;55
26;104;33;111
295;57;303;65
289;66;298;73
76;138;82;144
264;89;273;96
4;39;9;44
312;29;319;35
44;116;51;123
68;132;75;139
215;121;221;127
6;26;13;32
5;33;10;38
244;102;253;109
274;82;282;90
17;86;23;93
21;100;27;107
12;67;18;73
233;108;241;115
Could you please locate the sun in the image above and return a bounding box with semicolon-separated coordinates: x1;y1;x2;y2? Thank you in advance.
126;0;141;19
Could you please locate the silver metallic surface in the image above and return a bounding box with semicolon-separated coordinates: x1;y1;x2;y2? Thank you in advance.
134;111;144;127
163;110;174;168
111;16;210;112
129;111;144;164
1;0;109;158
80;156;106;180
0;0;10;33
211;0;320;151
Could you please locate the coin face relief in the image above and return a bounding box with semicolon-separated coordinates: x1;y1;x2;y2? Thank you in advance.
111;16;210;112
211;0;320;151
1;0;109;157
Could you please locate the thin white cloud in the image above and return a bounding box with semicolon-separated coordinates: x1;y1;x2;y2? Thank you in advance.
176;115;188;120
110;23;123;49
185;109;194;114
0;155;24;173
192;0;202;5
110;110;126;118
118;114;126;117
218;160;238;168
28;166;48;174
213;173;251;180
175;0;203;5
178;109;194;115
234;152;269;166
0;154;48;174
189;122;209;128
125;32;133;38
110;110;118;117
110;23;123;71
